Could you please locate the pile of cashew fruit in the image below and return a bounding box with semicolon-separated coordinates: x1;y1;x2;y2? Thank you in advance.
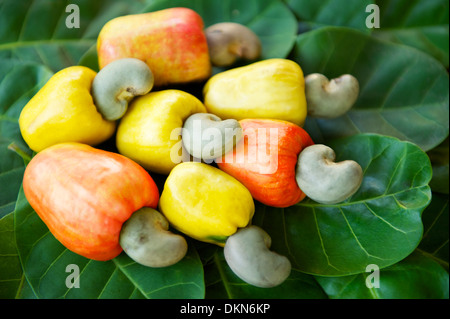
19;8;363;289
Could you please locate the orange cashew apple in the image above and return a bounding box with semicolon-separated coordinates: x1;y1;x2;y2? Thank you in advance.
23;143;160;261
97;7;211;87
217;119;314;208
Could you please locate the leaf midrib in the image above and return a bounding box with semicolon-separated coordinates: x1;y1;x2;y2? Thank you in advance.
0;38;94;51
212;253;234;299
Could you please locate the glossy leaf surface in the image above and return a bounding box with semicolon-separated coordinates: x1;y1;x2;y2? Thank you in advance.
253;134;432;276
291;27;449;151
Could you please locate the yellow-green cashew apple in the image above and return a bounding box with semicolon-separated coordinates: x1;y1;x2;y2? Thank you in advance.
159;162;255;245
203;59;307;126
97;7;212;87
19;66;116;153
116;90;206;175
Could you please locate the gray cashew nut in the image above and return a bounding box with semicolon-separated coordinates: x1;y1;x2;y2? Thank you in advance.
305;73;359;118
182;113;243;161
205;22;262;67
119;207;188;268
295;144;363;204
92;58;154;121
224;226;291;288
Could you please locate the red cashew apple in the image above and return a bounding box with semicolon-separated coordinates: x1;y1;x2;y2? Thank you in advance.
217;119;314;208
23;143;160;261
97;7;211;87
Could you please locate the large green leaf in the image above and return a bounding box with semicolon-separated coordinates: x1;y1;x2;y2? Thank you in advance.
14;187;205;299
315;250;449;299
285;0;374;32
373;0;449;68
143;0;298;61
0;139;25;219
0;0;152;72
252;134;432;276
0;60;51;298
0;213;23;298
0;59;53;141
0;59;52;219
291;27;449;152
0;213;36;299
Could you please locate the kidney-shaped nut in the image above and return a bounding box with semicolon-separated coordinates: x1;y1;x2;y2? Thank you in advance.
92;58;154;121
119;207;188;268
305;73;359;118
205;22;262;67
182;113;243;161
224;225;291;288
295;144;363;204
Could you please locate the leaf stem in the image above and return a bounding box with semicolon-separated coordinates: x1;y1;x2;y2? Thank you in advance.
213;253;234;299
8;142;32;165
0;39;94;51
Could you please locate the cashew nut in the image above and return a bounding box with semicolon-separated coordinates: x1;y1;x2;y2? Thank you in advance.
182;113;243;161
205;22;262;67
295;144;363;204
119;207;188;268
305;73;359;118
92;58;154;121
224;226;291;288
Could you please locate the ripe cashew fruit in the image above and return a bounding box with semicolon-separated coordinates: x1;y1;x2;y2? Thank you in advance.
203;59;307;126
116;90;207;175
159;162;255;245
22;143;160;261
217;119;314;208
97;7;211;87
19;66;116;152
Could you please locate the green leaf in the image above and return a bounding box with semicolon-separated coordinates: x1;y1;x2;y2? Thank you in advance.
144;0;298;61
253;134;432;276
0;0;152;72
291;27;449;152
315;250;449;299
202;246;327;299
0;140;25;219
0;213;23;298
0;59;53;140
419;192;449;270
373;0;449;68
285;0;374;32
0;213;36;299
14;187;205;299
0;59;52;218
